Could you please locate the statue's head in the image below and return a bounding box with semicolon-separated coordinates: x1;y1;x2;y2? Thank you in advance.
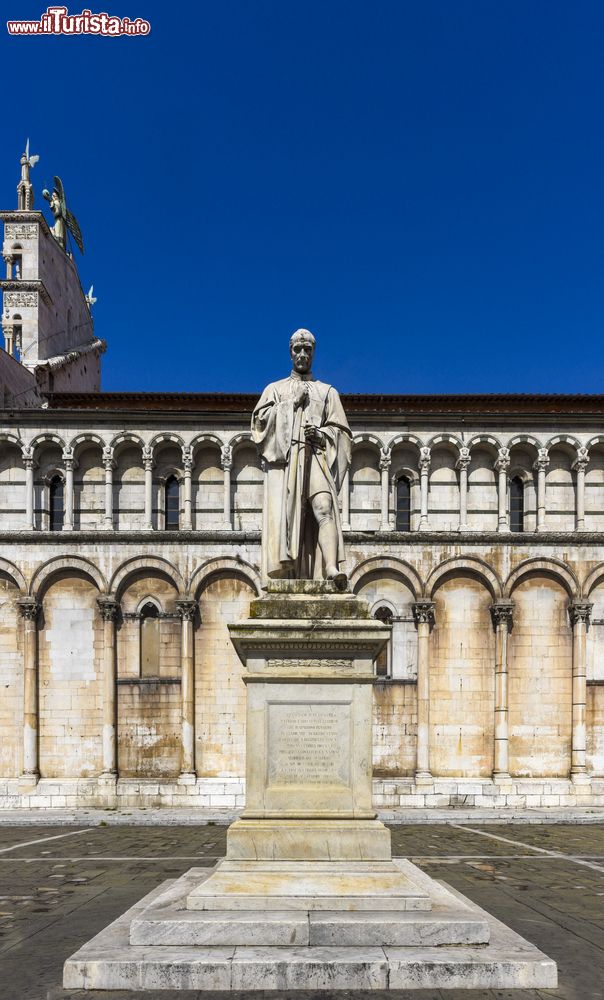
290;328;315;374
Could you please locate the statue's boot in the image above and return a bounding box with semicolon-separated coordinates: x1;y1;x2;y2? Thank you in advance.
326;565;348;591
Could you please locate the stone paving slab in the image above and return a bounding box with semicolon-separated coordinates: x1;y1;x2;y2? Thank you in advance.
0;806;603;826
1;822;602;999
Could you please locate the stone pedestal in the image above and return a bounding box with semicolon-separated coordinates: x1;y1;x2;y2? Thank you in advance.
63;581;557;991
185;581;423;912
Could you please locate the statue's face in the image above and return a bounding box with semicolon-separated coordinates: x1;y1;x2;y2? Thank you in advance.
290;338;315;373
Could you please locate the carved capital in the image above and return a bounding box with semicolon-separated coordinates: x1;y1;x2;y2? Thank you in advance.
62;448;76;471
23;454;36;471
142;445;154;471
102;447;115;471
97;596;120;623
17;597;40;622
221;445;233;471
568;601;593;630
490;599;514;632
176;598;198;623
573;447;589;472
419;447;431;473
495;447;510;472
456;446;471;471
379;449;391;472
533;448;550;473
182;447;193;473
412;599;435;630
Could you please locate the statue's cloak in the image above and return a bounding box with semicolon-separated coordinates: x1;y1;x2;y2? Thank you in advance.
251;372;352;579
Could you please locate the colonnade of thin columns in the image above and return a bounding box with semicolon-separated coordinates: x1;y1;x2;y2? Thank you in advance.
17;441;592;534
16;595;200;783
410;596;592;786
354;444;590;534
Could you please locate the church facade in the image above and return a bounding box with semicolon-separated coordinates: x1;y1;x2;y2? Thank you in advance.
1;155;603;812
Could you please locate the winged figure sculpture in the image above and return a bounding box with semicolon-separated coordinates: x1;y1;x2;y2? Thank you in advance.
43;176;84;254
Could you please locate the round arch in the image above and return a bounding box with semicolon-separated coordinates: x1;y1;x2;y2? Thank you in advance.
507;434;543;453
349;555;422;600
426;556;502;600
352;433;385;454
465;434;502;455
190;433;224;456
0;557;26;592
149;432;185;455
188;557;261;598
110;432;145;456
581;563;604;598
388;433;423;453
585;435;604;452
31;556;107;598
427;433;463;455
30;433;65;457
505;558;579;599
546;435;583;455
0;432;24;450
110;556;185;599
67;433;106;460
228;433;255;452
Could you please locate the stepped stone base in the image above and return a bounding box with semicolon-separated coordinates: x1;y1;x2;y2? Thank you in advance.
63;862;557;991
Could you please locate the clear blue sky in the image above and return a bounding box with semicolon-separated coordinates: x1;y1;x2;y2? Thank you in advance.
2;1;604;394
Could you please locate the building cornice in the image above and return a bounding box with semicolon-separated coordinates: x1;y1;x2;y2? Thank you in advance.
0;210;52;239
0;278;52;306
0;529;601;545
36;390;604;419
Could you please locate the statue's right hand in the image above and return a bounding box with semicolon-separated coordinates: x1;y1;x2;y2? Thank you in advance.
294;384;309;408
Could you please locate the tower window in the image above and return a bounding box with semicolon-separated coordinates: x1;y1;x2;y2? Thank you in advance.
49;476;64;531
373;605;393;677
510;476;524;533
140;602;160;677
395;476;411;532
164;475;180;530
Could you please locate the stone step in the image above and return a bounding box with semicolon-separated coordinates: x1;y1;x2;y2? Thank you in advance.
63;865;558;992
131;906;490;948
186;859;431;912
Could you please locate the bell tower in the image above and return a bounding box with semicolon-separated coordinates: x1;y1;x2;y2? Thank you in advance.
0;142;105;404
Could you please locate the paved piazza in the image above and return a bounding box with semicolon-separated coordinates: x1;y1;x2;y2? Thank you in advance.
0;823;599;999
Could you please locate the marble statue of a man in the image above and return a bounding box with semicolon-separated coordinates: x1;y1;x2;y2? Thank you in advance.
251;329;352;586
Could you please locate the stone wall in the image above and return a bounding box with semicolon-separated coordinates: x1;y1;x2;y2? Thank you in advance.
0;407;603;810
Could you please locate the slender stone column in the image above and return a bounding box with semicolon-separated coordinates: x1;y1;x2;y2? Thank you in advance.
456;446;471;532
341;468;350;530
97;597;120;778
379;450;391;530
143;446;154;530
182;448;193;530
573;447;589;532
3;253;14;279
495;447;510;532
221;445;233;530
412;599;435;784
418;447;431;531
23;451;35;530
176;598;198;778
102;448;115;529
3;324;14;356
568;601;592;783
62;450;75;531
490;600;514;781
534;448;549;533
17;597;40;781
